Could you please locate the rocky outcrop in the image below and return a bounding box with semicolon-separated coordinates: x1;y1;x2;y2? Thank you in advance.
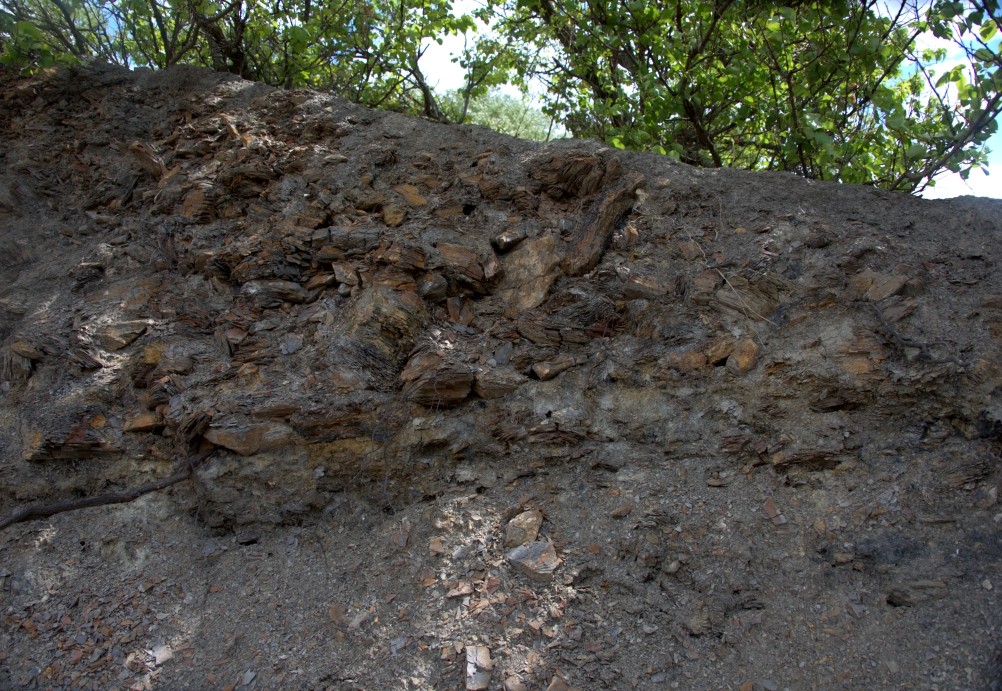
1;63;1000;528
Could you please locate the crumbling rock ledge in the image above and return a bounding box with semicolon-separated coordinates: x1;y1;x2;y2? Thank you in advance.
0;63;1000;529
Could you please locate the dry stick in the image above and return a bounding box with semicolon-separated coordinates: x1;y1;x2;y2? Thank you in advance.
683;221;777;326
716;195;724;241
0;448;217;532
716;270;779;327
683;226;710;264
868;301;963;367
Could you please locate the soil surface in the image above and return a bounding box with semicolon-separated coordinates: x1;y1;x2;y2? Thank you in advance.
1;63;1001;691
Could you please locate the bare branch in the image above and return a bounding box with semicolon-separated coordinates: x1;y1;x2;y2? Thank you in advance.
0;448;218;532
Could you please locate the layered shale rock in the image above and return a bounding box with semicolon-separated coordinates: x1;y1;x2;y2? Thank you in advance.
1;63;1000;528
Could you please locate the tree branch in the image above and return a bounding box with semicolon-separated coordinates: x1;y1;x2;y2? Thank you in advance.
0;447;217;532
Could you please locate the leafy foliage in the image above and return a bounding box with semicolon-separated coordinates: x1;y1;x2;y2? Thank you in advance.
441;86;556;139
495;0;1002;191
0;0;998;193
0;0;487;117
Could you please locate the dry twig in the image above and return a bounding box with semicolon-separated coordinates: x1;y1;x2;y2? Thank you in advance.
868;301;963;366
0;447;217;531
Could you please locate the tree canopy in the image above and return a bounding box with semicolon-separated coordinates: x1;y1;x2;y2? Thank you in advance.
1;0;999;193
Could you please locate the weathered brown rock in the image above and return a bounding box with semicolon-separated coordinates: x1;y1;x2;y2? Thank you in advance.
446;296;474;324
180;185;215;222
473;368;525;399
726;339;759;373
93;320;147;351
417;272;448;300
400;351;474;407
492;225;528;253
481;250;503;282
529;154;622;199
242;279;308;306
506;540;560;582
532;354;584;381
704;338;736;365
848;269;908;302
328;286;429;390
204;420;298;456
623;274;668;300
9;338;47;360
465;646;493;691
496;234;563;312
678;240;704;261
374;241;426;272
517;314;562;347
382;204;406;226
505;509;543;547
665;349;708;372
689;269;722;302
713;272;788;320
770;449;846;470
886;580;949;606
21;411;120;462
124;411;163;433
437;243;485;287
393;183;427;207
564;171;646;276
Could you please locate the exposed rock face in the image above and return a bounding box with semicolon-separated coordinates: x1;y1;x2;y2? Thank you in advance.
0;63;1000;532
3;64;1002;691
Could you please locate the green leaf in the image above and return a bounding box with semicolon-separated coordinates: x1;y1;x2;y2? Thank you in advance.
973;48;995;62
16;21;43;40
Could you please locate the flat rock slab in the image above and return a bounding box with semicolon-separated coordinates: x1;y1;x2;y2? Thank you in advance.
504;509;543;548
506;540;560;582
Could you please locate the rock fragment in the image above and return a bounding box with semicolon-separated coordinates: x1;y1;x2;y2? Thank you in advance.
532;354;585;381
393;183;427;207
400;351;474;407
565;171;646;276
610;501;634;518
204;421;298;456
665;349;707;372
505;509;543;547
473;368;525;399
438;243;485;287
886;579;948;606
726;339;759;373
496;234;562;312
507;540;560;582
93;320;147;351
848;269;908;302
678;240;704;261
465;646;492;690
242;279;308;306
492;225;528;253
382;205;407;226
124;411;163;433
623;274;667;300
763;498;787;526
